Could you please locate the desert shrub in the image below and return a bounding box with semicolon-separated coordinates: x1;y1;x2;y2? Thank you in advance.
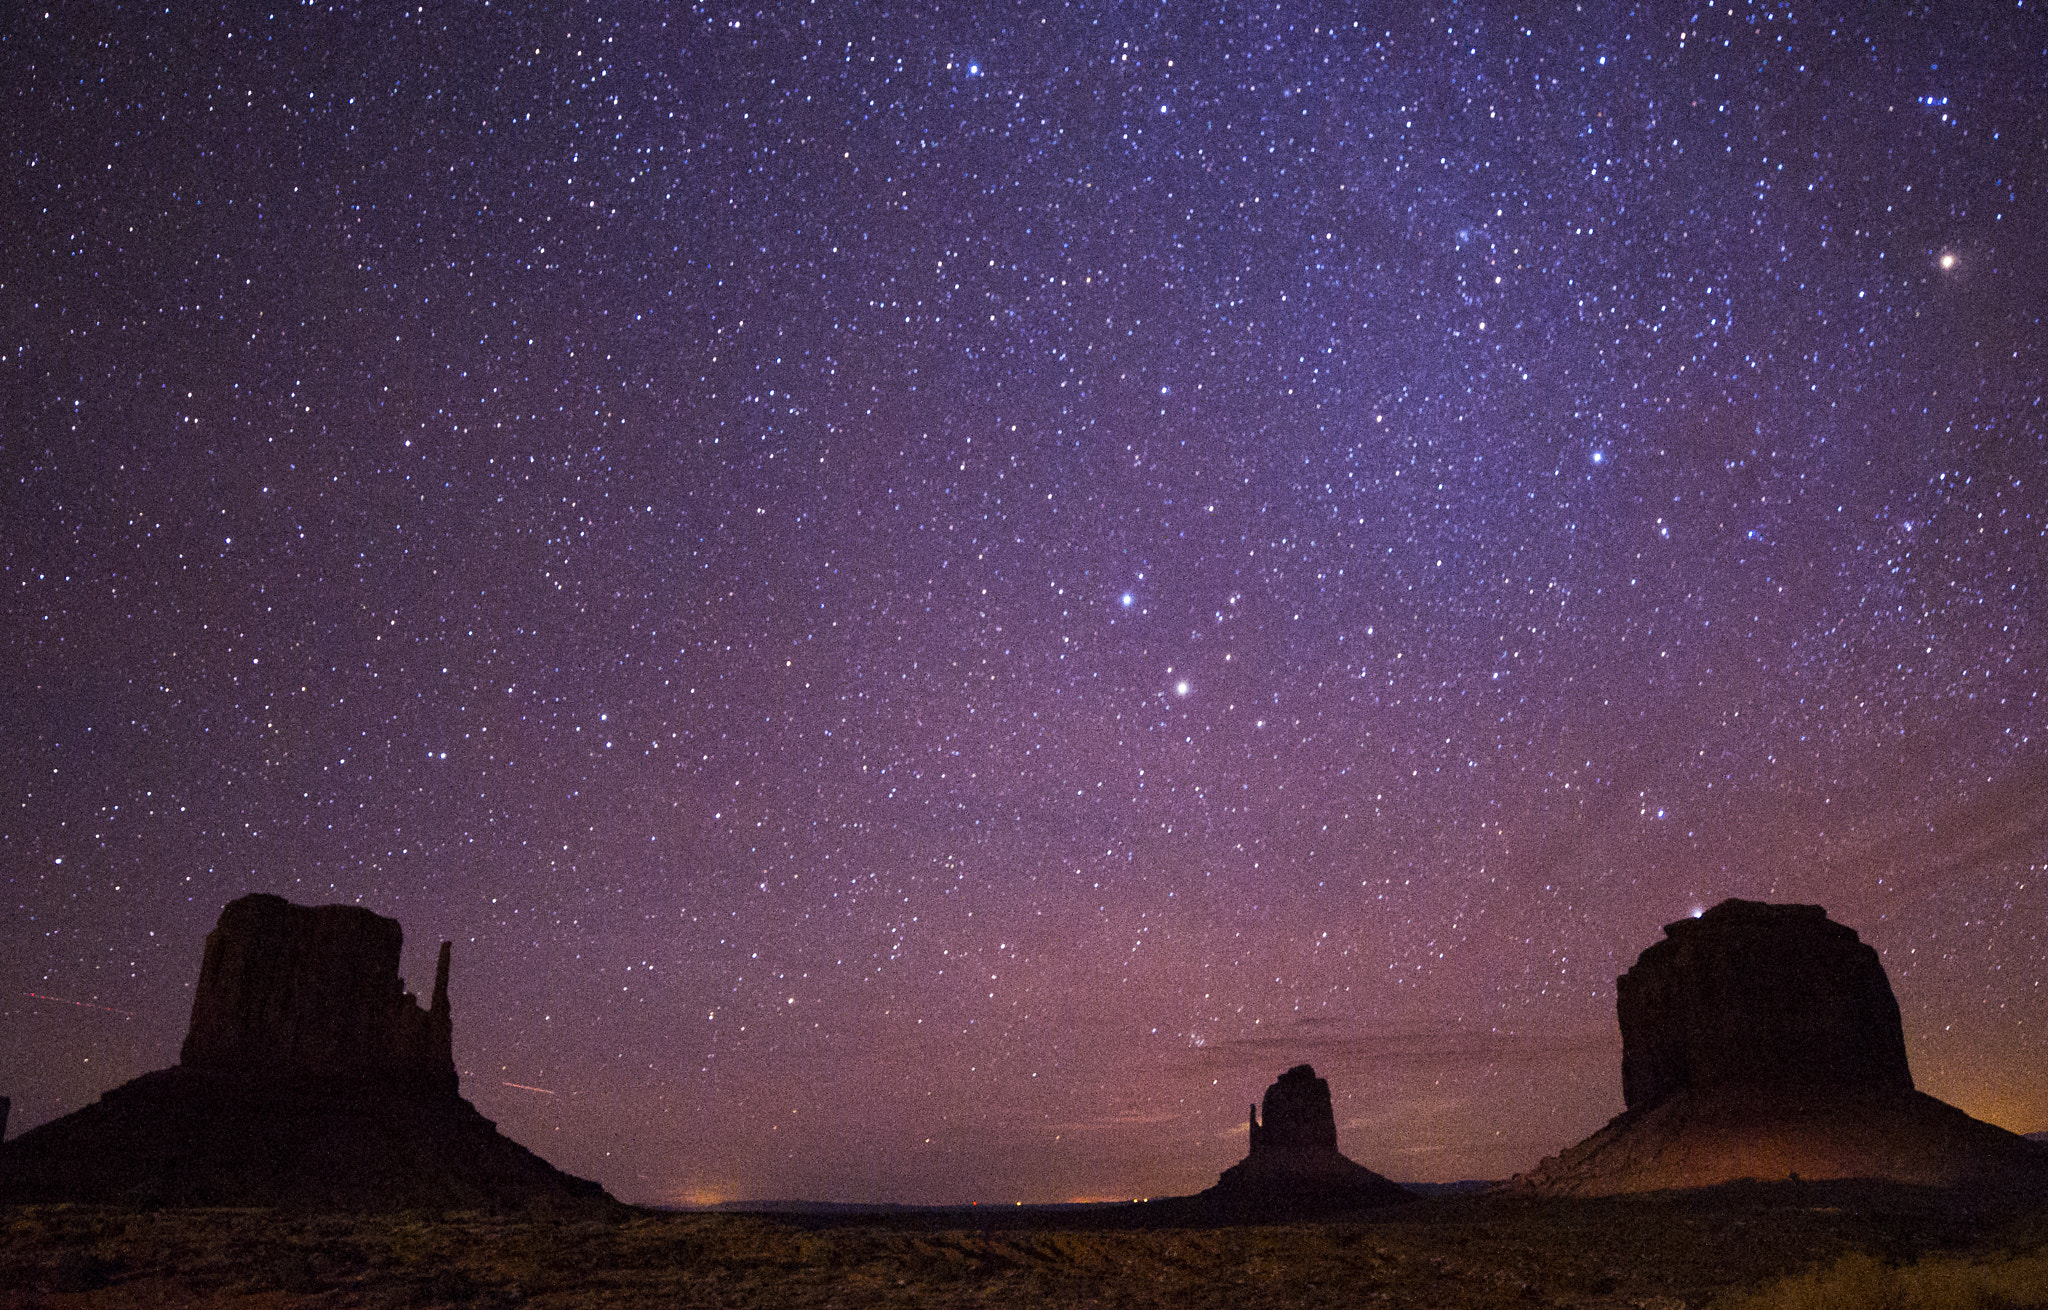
259;1249;324;1293
387;1220;444;1267
316;1236;371;1272
44;1248;122;1292
795;1232;849;1267
420;1264;482;1303
1724;1248;2048;1310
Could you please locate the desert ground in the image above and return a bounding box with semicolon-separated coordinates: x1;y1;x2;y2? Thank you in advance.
5;1182;2048;1309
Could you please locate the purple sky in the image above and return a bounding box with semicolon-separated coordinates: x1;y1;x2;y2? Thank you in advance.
5;1;2044;1205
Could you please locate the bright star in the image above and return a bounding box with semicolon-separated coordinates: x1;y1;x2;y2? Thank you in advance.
1175;680;1190;697
1121;592;1134;608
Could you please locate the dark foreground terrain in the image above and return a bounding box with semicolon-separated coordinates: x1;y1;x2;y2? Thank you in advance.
4;1181;2046;1309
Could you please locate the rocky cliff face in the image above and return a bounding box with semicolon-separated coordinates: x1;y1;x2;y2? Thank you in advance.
1616;899;1911;1111
180;893;455;1095
1248;1064;1342;1158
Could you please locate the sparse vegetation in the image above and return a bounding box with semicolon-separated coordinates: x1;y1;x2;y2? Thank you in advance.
2;1182;2044;1308
1723;1248;2048;1310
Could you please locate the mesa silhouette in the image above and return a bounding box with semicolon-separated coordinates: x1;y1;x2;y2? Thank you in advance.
1513;898;2048;1195
1191;1063;1413;1215
0;893;609;1210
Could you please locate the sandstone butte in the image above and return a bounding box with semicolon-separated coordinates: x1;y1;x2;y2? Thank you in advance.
0;893;609;1210
1195;1063;1413;1213
1512;898;2048;1195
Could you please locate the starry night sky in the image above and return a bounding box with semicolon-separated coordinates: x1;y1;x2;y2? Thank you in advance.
4;1;2045;1206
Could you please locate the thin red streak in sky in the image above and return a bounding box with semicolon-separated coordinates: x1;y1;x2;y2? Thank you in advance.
501;1082;557;1095
26;992;135;1017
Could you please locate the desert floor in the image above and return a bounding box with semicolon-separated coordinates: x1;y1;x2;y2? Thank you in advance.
5;1181;2047;1309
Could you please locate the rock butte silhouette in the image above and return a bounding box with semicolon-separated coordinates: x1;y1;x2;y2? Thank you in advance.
6;894;2041;1212
1512;898;2048;1195
1193;1064;1412;1212
0;893;609;1210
